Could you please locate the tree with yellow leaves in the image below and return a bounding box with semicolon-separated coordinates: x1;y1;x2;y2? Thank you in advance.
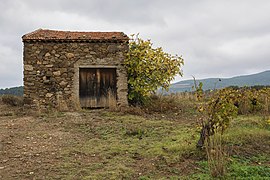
125;35;184;104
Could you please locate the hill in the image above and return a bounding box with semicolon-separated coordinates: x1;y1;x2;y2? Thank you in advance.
0;86;23;96
169;70;270;92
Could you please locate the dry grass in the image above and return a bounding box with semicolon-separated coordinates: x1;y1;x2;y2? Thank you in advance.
108;89;117;111
205;132;228;178
143;93;196;115
1;95;23;107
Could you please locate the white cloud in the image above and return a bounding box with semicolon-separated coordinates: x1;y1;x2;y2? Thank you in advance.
0;44;23;88
217;34;270;58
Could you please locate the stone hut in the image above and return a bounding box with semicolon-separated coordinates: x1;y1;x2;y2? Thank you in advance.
22;29;129;111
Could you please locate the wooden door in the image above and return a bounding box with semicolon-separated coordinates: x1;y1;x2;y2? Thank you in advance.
79;68;117;108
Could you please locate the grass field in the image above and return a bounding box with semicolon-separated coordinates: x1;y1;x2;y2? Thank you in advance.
0;99;269;179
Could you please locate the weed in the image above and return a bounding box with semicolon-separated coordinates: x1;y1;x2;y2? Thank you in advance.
124;125;147;139
228;161;270;178
121;106;145;116
139;175;151;180
205;132;228;178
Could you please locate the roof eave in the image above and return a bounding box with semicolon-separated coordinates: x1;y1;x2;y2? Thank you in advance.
22;39;129;43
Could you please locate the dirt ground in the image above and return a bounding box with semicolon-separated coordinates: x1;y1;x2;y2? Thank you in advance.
0;104;120;179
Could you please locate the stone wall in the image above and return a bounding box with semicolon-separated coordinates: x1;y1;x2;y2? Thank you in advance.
23;41;129;111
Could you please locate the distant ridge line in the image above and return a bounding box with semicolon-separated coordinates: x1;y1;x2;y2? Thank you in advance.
170;70;270;92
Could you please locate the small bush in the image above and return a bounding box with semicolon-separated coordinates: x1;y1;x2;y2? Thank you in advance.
1;95;23;106
236;88;270;115
143;94;193;114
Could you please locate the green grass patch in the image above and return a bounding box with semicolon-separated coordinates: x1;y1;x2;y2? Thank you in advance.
187;157;270;180
56;111;200;178
228;160;270;179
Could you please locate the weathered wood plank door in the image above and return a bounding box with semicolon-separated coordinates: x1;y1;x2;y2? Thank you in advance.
79;68;117;108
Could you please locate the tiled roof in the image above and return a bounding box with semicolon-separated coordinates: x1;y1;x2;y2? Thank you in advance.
22;29;129;42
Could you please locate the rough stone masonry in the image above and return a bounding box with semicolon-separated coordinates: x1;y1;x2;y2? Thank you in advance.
22;29;129;111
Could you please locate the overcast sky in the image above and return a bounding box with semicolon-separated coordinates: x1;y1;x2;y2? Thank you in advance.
1;0;270;88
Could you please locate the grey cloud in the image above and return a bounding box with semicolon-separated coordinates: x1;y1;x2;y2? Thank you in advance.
13;0;167;26
0;0;270;88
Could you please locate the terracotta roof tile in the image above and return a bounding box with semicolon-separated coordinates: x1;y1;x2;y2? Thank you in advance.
22;29;129;42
